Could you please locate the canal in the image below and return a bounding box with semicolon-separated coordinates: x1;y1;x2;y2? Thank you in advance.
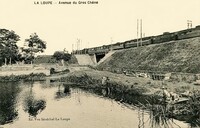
0;81;190;128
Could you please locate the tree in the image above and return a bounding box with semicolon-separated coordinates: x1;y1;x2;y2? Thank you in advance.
53;51;71;61
0;29;20;66
53;51;71;66
22;33;46;64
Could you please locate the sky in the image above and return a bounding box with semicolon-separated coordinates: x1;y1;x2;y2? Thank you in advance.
0;0;200;55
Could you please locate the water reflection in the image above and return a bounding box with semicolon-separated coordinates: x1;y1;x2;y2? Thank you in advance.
0;81;192;128
23;82;46;117
55;84;71;99
79;86;190;128
137;108;145;128
148;105;178;128
134;104;186;128
0;82;20;125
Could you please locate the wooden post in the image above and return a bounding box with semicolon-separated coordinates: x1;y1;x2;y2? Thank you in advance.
4;58;7;65
140;19;143;46
9;57;11;65
137;19;139;47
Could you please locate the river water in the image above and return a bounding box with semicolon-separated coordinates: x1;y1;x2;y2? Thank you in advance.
0;81;191;128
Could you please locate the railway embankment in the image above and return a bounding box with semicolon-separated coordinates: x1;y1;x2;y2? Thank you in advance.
97;37;200;82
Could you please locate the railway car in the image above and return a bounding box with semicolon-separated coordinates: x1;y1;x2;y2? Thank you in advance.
177;27;200;40
110;42;125;50
76;25;200;55
152;32;177;44
139;36;154;46
140;39;152;46
88;47;96;54
88;46;109;55
102;45;111;50
81;48;89;54
124;39;138;48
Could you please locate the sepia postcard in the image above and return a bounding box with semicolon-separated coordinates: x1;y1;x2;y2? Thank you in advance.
0;0;200;128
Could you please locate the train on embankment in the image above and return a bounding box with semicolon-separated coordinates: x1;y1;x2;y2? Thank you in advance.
73;25;200;55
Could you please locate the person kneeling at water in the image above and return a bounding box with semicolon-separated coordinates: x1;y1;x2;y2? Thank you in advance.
169;92;179;102
162;87;179;102
101;76;109;85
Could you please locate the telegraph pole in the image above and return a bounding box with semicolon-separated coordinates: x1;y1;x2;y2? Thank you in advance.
72;44;73;54
80;39;82;54
137;19;139;47
110;37;113;51
77;38;81;54
76;39;78;53
187;20;192;29
80;39;82;51
143;33;145;38
140;19;142;46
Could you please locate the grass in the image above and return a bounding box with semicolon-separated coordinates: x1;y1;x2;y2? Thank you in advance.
62;69;200;97
61;69;200;127
97;37;200;73
47;67;200;126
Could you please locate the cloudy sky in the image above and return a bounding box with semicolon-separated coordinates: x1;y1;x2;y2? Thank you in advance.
0;0;200;54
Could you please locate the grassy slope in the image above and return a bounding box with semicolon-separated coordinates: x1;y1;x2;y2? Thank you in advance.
64;69;200;95
98;37;200;73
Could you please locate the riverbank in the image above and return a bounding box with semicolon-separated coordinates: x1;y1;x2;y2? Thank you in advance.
0;73;47;82
1;66;199;95
0;65;50;76
58;69;200;126
97;37;200;74
60;69;200;95
0;67;200;126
